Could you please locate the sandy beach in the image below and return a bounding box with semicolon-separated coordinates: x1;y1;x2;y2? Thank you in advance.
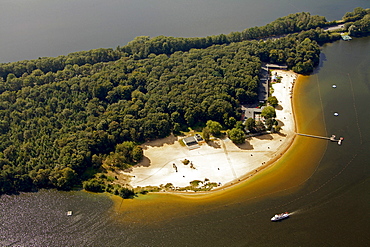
120;70;298;191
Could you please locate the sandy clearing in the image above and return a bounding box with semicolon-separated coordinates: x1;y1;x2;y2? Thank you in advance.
120;70;297;190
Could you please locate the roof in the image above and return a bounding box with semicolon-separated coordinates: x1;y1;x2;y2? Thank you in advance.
183;136;198;146
243;108;262;120
258;78;269;102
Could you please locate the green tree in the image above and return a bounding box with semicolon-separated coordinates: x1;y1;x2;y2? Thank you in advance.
83;178;106;192
117;187;136;199
267;96;279;107
255;120;266;132
226;116;237;128
29;168;51;187
207;99;233;123
343;7;367;22
202;127;211;142
104;152;128;170
49;167;77;190
261;106;276;119
245;118;256;132
132;146;143;162
228;128;245;144
206;120;222;136
235;121;245;130
265;118;278;131
0;10;339;196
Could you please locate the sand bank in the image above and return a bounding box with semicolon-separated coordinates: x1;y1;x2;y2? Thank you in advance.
120;70;298;191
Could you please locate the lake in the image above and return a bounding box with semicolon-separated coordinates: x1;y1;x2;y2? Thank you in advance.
1;0;369;246
1;0;369;63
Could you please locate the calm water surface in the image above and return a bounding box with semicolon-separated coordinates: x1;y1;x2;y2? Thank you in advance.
1;37;369;247
0;190;125;246
114;38;370;247
1;0;369;63
1;1;369;246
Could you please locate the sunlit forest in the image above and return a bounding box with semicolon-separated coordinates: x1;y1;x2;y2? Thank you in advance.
0;8;368;196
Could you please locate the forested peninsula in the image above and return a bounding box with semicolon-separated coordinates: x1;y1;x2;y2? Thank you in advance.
0;8;369;197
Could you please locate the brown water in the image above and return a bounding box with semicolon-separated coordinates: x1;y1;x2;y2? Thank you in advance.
111;37;370;247
1;1;370;246
1;37;368;246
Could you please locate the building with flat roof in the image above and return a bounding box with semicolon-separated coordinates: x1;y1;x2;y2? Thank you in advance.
183;136;199;149
259;66;269;103
242;106;264;122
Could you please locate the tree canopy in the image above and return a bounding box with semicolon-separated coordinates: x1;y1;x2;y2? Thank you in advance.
261;106;277;119
0;9;367;195
267;96;279;107
228;128;245;144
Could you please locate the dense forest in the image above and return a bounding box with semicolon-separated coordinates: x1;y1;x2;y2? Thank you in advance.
0;8;369;196
0;12;331;80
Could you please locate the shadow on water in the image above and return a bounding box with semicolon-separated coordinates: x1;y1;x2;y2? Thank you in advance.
312;50;328;75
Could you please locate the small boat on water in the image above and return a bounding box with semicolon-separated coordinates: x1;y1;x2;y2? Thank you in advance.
271;212;290;221
338;137;344;145
67;211;73;216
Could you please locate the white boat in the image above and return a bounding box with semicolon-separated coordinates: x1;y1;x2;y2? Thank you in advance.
67;211;73;216
271;212;290;221
338;137;344;145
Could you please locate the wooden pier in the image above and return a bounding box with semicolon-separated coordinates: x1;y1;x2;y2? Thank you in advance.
297;133;340;142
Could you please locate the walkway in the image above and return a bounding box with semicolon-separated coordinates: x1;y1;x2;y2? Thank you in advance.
297;133;339;141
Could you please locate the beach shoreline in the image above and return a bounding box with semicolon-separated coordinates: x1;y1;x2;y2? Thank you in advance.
119;70;298;194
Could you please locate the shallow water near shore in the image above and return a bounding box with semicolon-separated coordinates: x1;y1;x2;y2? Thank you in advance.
111;37;370;247
1;1;370;245
1;37;369;246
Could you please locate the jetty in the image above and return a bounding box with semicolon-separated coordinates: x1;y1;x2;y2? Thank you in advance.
297;133;342;143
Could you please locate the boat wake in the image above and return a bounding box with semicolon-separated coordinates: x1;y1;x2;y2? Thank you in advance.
271;210;301;221
288;210;301;215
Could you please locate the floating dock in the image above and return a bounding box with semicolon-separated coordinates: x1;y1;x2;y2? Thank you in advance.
341;33;352;41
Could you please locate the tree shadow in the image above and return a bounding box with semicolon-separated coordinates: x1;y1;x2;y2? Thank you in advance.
275;104;283;110
141;134;177;149
207;140;221;149
237;140;254;150
276;119;285;127
125;156;151;172
311;52;327;75
276;132;287;137
255;134;273;140
137;156;151;167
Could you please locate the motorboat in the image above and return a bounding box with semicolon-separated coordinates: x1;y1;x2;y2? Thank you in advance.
271;212;290;221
